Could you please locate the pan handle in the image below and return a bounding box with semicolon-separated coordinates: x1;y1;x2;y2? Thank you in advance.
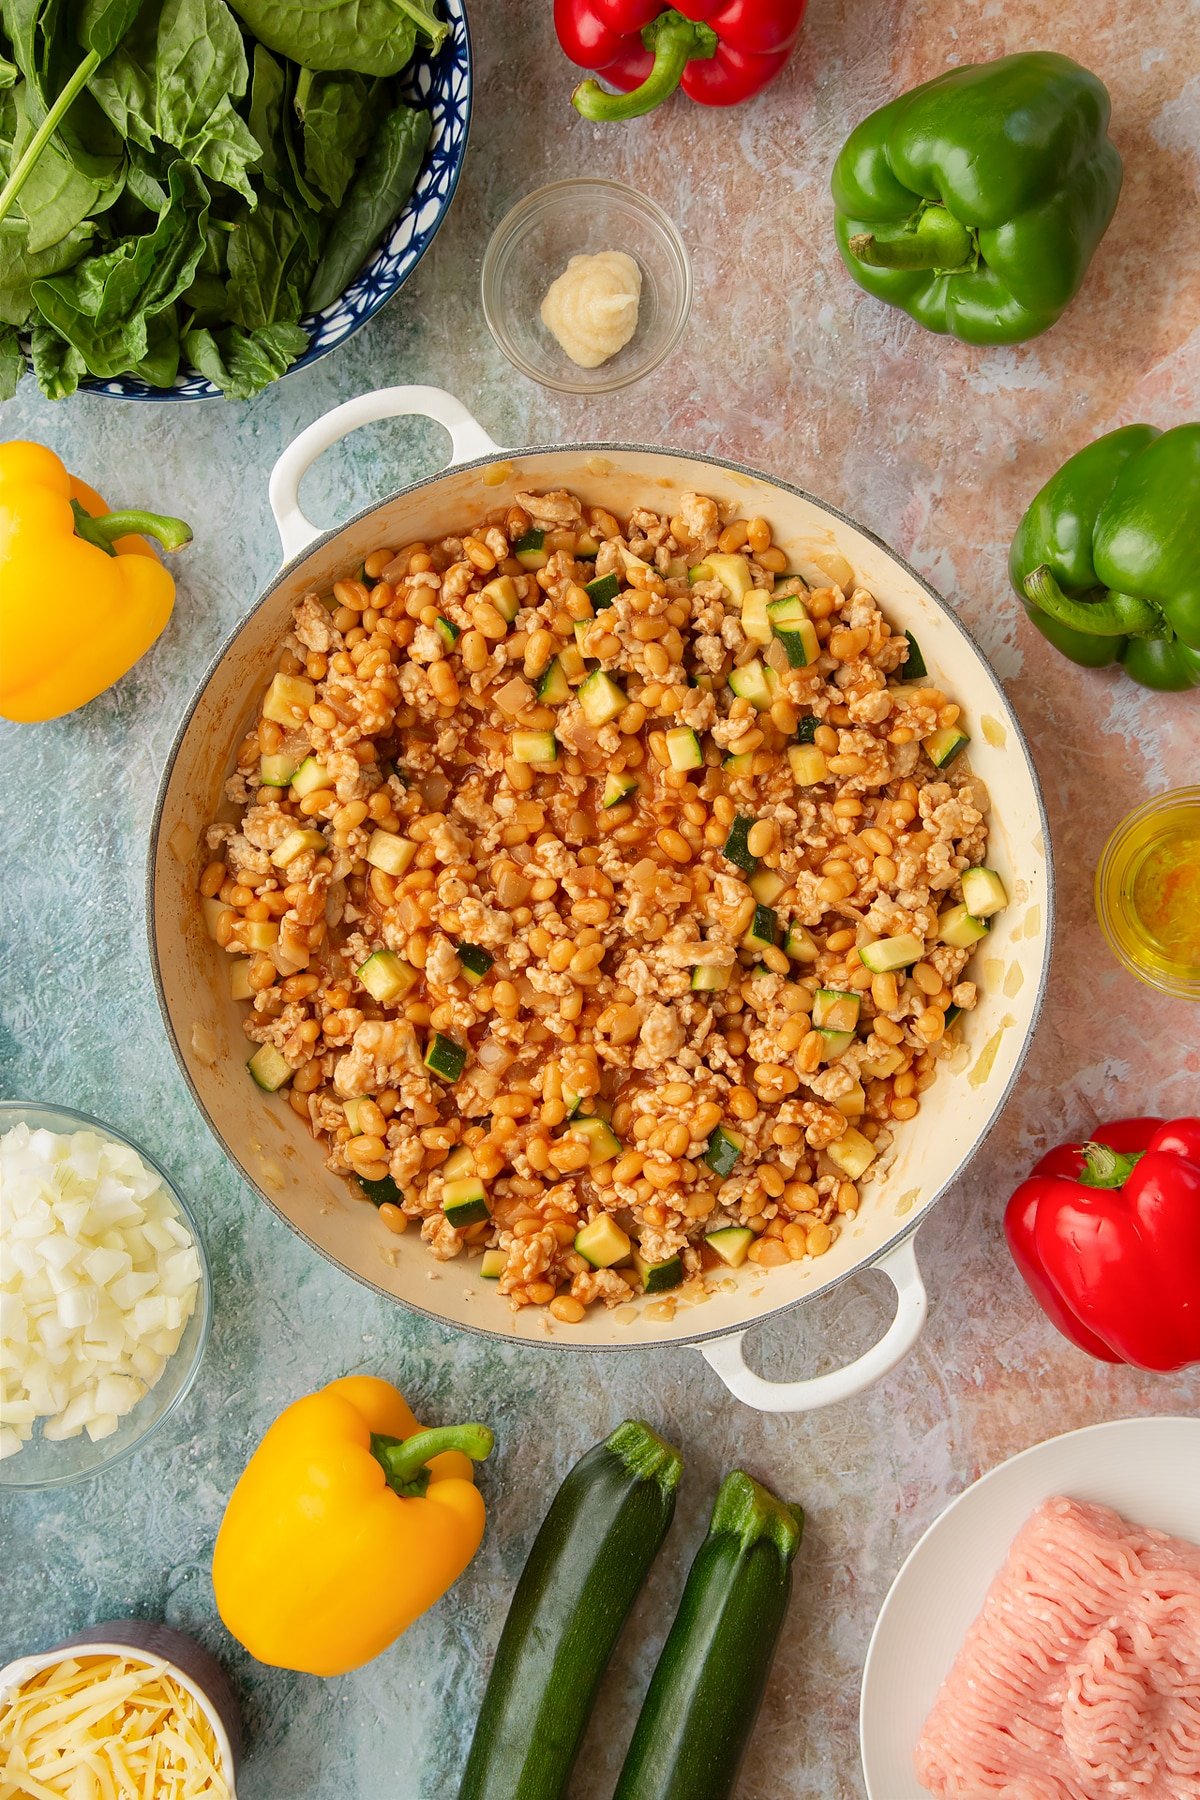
268;386;503;562
698;1236;928;1413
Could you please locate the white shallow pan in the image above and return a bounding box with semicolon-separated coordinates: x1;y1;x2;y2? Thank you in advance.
149;387;1053;1412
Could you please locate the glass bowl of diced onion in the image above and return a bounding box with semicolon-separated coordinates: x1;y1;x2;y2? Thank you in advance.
0;1101;212;1490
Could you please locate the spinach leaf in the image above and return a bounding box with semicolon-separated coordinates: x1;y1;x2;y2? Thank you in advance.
226;0;428;77
306;99;428;310
77;0;146;61
226;184;315;328
246;40;284;187
30;318;84;395
0;215;93;322
182;314;305;397
293;65;374;209
0;320;22;395
10;76;102;248
31;154;208;375
128;297;178;381
3;0;126;184
90;0;261;199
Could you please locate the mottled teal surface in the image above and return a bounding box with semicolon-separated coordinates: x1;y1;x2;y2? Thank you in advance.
3;1;1199;1794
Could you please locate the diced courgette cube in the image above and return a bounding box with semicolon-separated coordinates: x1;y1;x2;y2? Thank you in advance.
768;596;819;667
359;1173;402;1206
722;814;758;873
578;671;627;726
723;751;754;775
435;615;460;649
512;530;547;571
291;757;330;798
202;896;228;941
827;1127;878;1180
749;868;786;905
705;1125;745;1178
706;552;754;603
357;950;419;1004
480;1248;507;1279
665;727;704;771
961;868;1008;919
817;1026;855;1059
442;1145;477;1181
575;1216;632;1268
835;1079;866;1119
229;958;253;1001
443;1176;490;1226
569;1116;622;1167
585;572;620;608
740;590;772;645
727;658;773;710
248;1043;292;1091
938;903;990;948
688;562;714;585
364;829;416;877
923;725;969;768
457;942;494;984
813;988;861;1032
788;744;828;785
743;904;778;952
784;920;819;962
602;772;639;808
482;575;521;619
512;730;558;764
691;963;732;992
241;920;278;951
262;672;315;726
537;658;571;704
858;933;924;973
271;828;327;868
705;1226;754;1269
633;1251;683;1293
425;1033;467;1081
904;631;928;679
259;752;299;787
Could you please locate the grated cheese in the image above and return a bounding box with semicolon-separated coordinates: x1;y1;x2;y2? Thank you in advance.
0;1655;231;1800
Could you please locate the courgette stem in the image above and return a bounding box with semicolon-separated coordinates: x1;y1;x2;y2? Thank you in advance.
371;1424;494;1496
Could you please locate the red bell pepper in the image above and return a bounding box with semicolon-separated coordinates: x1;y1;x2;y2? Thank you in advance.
1004;1116;1200;1371
556;1;806;122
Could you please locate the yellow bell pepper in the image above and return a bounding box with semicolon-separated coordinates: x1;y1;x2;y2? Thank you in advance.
212;1375;493;1677
0;440;191;723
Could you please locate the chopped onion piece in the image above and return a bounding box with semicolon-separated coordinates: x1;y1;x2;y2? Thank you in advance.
0;1124;201;1459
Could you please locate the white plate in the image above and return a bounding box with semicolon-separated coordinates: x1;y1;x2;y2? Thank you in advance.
859;1415;1200;1799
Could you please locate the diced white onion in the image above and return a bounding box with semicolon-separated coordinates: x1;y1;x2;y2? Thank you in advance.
0;1124;201;1459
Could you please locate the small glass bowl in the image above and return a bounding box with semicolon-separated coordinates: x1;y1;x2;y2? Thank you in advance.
0;1101;212;1491
481;178;692;394
1094;786;1200;1001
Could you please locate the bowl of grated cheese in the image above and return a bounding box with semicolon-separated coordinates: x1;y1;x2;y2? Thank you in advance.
0;1621;240;1798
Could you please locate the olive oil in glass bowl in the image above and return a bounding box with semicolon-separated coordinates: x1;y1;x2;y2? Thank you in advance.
1095;787;1200;1000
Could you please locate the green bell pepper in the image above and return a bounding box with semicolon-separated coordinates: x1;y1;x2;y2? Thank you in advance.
1009;424;1200;692
831;53;1122;345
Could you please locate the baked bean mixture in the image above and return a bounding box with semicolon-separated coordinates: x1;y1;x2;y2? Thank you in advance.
200;485;992;1324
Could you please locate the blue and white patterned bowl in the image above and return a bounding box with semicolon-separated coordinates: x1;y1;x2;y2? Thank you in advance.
69;0;471;401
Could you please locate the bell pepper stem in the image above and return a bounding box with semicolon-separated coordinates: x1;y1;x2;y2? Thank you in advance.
371;1424;495;1497
0;50;101;227
1023;566;1167;639
71;499;193;556
1078;1141;1144;1189
572;11;717;122
849;205;974;273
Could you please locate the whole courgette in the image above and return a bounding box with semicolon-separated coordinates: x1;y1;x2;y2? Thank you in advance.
457;1419;683;1800
614;1470;804;1800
